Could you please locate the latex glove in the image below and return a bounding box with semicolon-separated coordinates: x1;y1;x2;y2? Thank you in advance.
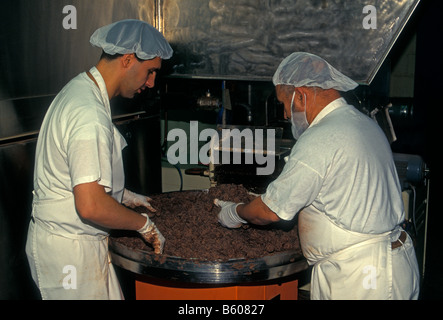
122;189;156;214
214;199;247;229
137;213;165;254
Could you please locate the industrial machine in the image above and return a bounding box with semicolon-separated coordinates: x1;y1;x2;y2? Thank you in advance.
393;153;430;279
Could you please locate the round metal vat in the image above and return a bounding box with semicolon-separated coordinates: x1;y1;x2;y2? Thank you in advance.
109;238;308;284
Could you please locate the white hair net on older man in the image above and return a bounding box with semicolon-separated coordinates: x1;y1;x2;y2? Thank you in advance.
272;52;358;92
90;19;173;60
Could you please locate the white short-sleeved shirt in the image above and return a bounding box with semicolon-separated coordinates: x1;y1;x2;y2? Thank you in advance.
33;68;126;202
262;98;404;234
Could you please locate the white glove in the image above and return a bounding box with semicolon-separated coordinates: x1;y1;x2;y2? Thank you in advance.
214;199;247;229
122;189;156;213
137;213;165;254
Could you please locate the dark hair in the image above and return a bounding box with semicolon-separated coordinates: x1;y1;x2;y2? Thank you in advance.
100;50;144;62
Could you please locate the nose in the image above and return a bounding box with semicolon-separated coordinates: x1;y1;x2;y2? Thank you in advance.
284;109;290;120
146;72;157;89
282;103;290;120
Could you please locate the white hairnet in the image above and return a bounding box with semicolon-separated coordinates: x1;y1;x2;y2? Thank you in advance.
272;52;358;92
90;19;173;60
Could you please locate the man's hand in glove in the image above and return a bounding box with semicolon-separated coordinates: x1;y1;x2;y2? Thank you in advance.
214;199;247;229
137;213;165;254
122;189;156;214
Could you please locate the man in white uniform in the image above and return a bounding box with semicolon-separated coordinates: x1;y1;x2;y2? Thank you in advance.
215;52;420;299
26;20;173;300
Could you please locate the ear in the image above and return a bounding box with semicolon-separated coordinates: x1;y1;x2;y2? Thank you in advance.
120;54;135;68
293;87;305;101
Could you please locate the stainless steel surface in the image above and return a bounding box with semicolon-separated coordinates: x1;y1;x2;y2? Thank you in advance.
0;139;38;299
163;0;420;84
0;0;420;107
109;238;307;284
0;96;55;140
0;0;157;139
0;0;156;101
0;0;420;140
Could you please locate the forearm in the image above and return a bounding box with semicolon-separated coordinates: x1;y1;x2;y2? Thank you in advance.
236;196;281;225
73;181;146;231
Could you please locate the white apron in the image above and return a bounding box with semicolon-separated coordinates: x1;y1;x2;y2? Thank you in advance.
26;67;127;300
299;206;420;300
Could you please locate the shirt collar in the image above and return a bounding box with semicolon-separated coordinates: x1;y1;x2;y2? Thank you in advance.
310;97;348;127
88;66;111;115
